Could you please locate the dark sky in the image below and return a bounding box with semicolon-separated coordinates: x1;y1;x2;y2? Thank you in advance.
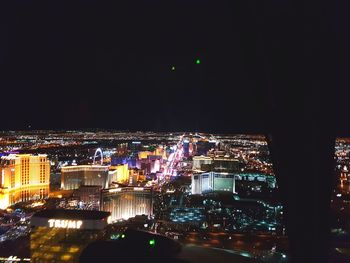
1;1;349;133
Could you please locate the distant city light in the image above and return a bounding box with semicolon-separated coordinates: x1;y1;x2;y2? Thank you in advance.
171;66;176;71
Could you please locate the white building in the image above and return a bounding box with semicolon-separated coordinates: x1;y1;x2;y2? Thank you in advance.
191;171;236;195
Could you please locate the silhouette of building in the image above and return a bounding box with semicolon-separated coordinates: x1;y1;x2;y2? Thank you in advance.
30;209;110;263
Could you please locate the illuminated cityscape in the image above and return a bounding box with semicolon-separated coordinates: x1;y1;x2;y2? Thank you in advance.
2;1;349;262
0;131;286;261
0;131;349;262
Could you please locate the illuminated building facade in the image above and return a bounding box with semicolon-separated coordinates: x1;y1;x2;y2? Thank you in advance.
108;164;129;184
138;151;154;160
101;187;153;221
340;165;350;185
155;146;164;156
30;209;110;263
147;155;162;173
111;156;137;167
191;171;236;195
128;168;146;185
61;165;109;190
0;154;50;209
192;156;213;170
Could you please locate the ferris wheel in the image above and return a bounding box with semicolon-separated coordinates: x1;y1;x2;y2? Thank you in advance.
93;148;103;165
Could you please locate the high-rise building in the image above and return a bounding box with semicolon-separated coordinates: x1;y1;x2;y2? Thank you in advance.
108;164;129;184
61;165;109;190
191;171;236;195
30;209;110;263
183;140;190;157
0;154;50;209
101;186;153;222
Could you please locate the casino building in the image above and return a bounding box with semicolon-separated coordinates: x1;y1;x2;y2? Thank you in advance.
0;154;50;209
30;209;110;263
191;171;236;195
101;186;153;222
108;163;129;184
61;165;109;190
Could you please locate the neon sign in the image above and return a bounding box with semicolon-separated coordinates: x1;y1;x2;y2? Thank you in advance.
48;219;83;229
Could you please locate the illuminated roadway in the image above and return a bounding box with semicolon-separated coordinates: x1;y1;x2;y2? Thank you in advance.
161;133;220;182
161;134;184;181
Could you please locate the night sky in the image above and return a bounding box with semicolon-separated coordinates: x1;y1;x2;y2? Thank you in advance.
1;1;350;134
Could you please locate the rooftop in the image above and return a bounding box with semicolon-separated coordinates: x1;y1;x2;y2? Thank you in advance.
32;209;110;220
61;165;109;171
1;154;47;160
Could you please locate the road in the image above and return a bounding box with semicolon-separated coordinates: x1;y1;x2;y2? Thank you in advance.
160;134;185;184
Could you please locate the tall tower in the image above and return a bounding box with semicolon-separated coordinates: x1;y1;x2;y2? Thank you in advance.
0;154;50;209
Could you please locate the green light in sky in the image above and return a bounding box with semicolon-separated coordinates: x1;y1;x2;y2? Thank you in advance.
171;66;176;71
196;59;201;64
149;239;156;246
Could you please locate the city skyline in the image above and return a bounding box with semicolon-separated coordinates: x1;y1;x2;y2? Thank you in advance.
0;129;350;262
2;1;350;262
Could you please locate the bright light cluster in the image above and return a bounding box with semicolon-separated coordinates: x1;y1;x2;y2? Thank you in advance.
48;219;83;229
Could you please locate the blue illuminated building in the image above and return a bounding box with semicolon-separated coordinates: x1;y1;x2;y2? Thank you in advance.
111;156;127;165
111;156;137;168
